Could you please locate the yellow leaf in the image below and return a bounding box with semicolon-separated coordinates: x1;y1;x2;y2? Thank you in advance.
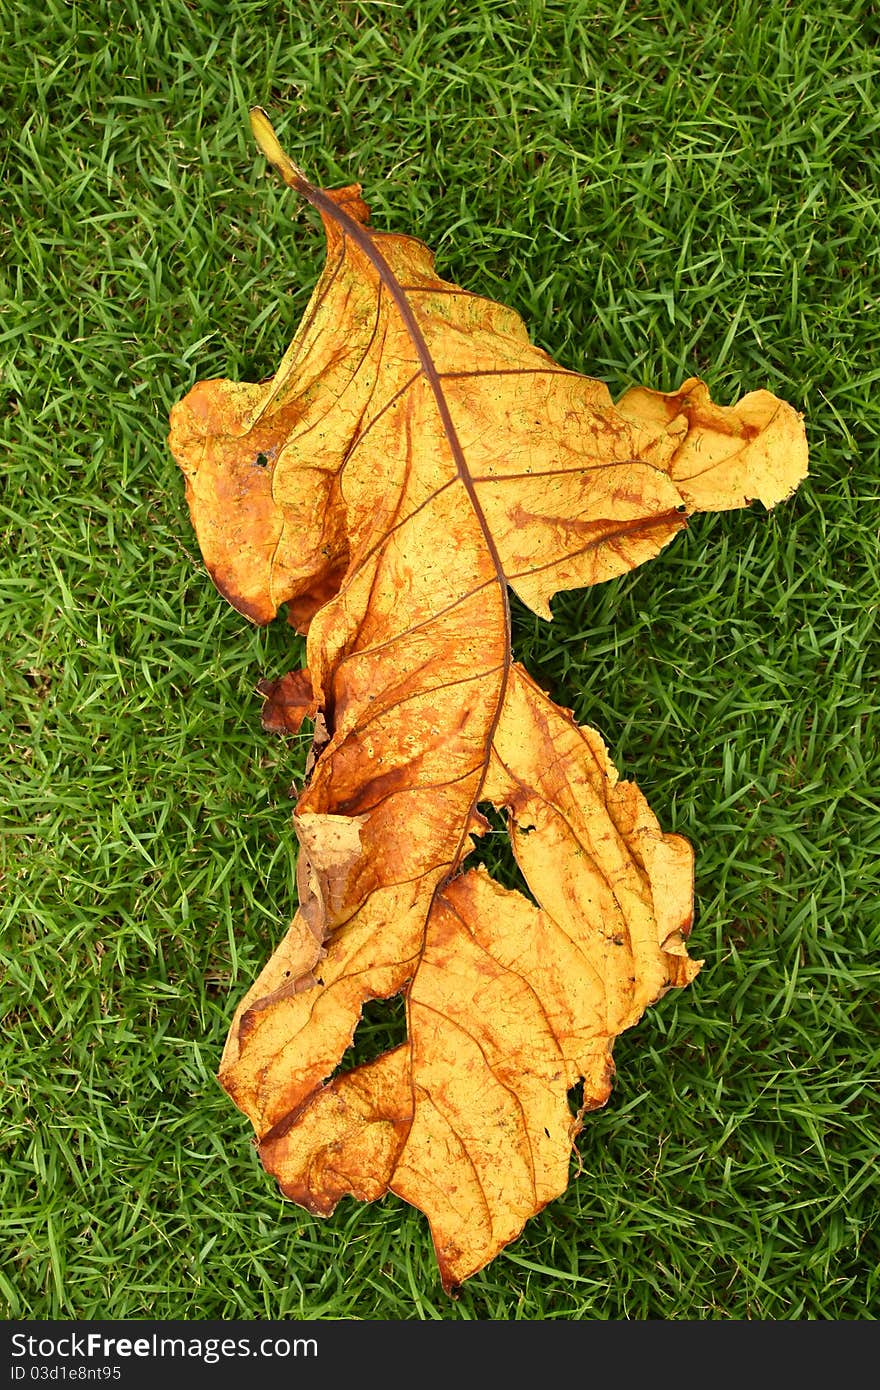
168;113;807;1289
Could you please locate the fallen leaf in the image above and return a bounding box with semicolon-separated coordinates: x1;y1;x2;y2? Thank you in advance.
168;110;808;1290
258;668;316;736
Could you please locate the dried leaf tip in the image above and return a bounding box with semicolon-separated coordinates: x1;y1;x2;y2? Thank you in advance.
249;107;309;191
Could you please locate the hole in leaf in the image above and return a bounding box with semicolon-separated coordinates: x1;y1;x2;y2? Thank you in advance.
254;451;269;467
464;803;540;907
331;991;408;1079
567;1081;585;1118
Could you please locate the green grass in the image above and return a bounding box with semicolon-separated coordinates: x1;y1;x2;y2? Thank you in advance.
2;0;878;1321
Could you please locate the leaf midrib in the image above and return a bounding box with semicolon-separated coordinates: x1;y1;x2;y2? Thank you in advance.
294;174;514;883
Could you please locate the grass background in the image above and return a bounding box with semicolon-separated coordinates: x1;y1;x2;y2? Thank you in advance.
2;0;878;1320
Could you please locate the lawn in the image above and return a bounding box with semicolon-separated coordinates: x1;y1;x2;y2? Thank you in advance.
2;0;878;1320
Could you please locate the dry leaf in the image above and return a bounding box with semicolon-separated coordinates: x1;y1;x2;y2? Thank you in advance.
168;111;808;1290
